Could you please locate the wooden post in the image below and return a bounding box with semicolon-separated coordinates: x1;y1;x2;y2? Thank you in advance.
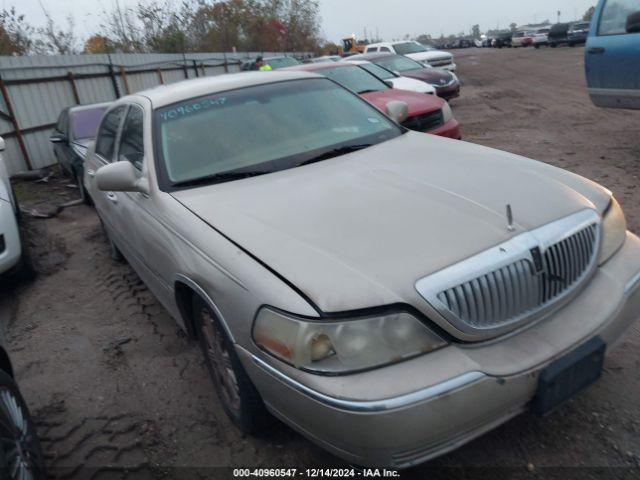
67;71;80;104
107;55;121;98
0;75;32;170
119;65;130;95
223;52;229;73
192;59;199;78
200;62;206;77
156;68;164;85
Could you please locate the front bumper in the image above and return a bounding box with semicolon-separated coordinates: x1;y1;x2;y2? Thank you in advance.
239;232;640;468
0;199;21;275
436;83;460;101
429;119;461;140
431;63;456;72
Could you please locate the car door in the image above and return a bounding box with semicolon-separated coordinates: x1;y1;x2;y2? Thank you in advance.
110;103;174;304
86;105;127;243
587;0;640;108
52;109;72;173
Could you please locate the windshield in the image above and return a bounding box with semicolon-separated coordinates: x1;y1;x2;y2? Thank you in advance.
393;42;428;55
266;57;300;69
155;79;401;187
318;65;389;94
358;63;395;80
70;106;108;140
373;55;423;73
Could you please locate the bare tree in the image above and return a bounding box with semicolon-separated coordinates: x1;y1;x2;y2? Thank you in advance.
0;7;34;55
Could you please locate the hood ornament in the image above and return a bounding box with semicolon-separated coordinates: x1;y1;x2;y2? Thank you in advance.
506;204;515;232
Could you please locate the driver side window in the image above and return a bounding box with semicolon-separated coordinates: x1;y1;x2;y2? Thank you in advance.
118;105;145;170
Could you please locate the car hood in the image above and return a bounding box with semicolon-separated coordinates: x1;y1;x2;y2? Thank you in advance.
360;89;443;116
171;132;610;314
400;68;454;85
405;51;452;63
390;76;434;94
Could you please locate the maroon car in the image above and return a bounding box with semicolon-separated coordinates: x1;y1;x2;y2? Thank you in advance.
356;53;461;101
281;62;461;139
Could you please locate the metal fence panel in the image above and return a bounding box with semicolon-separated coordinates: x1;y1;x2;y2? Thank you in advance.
0;51;309;174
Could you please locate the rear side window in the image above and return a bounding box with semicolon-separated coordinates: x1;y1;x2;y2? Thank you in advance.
598;0;637;35
118;106;144;170
95;106;126;161
367;47;378;52
380;47;391;52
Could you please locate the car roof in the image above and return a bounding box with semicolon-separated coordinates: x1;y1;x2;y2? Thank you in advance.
356;52;398;61
132;71;320;108
279;62;354;73
68;101;112;113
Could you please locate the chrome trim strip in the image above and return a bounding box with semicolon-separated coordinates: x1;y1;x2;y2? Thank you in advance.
252;355;485;413
416;209;602;339
174;273;236;343
624;270;640;296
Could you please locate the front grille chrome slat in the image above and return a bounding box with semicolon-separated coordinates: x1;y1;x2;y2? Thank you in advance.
415;210;602;338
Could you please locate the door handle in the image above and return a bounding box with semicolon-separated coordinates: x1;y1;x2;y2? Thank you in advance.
588;47;605;54
106;192;118;203
87;169;95;177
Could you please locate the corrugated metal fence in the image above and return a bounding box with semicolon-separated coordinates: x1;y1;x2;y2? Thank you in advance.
0;51;311;174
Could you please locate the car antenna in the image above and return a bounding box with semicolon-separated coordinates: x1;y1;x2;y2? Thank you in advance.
506;204;515;232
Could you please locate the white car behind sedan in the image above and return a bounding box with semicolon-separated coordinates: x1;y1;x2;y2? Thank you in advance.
0;136;32;280
344;59;437;95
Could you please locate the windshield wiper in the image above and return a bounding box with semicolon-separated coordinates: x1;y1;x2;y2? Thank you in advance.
357;89;381;94
173;170;268;188
299;144;373;166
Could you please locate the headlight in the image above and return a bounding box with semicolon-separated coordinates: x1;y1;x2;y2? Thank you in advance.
599;197;626;265
253;308;446;374
441;102;453;123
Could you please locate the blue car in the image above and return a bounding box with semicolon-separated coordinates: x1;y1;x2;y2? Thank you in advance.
586;0;640;109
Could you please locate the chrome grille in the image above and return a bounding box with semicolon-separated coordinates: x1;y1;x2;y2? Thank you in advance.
416;210;601;338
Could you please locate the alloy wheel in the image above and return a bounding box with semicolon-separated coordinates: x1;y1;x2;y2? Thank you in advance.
200;309;242;412
0;388;39;480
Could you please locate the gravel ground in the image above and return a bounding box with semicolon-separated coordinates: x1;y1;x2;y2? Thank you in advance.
1;46;639;480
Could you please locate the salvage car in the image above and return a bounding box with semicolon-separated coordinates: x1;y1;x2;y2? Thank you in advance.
342;58;437;95
511;31;534;47
493;31;513;48
0;343;45;479
533;27;551;48
281;62;459;138
84;71;640;469
358;53;461;101
50;102;111;204
586;0;640;109
549;23;571;47
364;41;456;71
568;22;590;46
0;136;33;281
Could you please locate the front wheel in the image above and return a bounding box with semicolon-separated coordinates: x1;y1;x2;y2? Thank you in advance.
0;370;46;480
193;296;270;433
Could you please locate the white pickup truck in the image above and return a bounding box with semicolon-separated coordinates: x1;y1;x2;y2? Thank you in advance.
364;41;456;72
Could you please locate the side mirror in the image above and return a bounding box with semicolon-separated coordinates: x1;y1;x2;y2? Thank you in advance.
627;11;640;33
49;132;67;144
96;161;149;194
385;101;409;124
0;136;5;152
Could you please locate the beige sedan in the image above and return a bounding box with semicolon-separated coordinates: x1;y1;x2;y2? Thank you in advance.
83;71;640;468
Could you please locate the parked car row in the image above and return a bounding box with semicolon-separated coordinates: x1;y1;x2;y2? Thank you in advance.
485;21;592;49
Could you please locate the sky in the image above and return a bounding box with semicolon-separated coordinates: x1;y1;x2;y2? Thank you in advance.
7;0;597;44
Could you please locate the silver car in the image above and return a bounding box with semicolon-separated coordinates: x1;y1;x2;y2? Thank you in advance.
84;71;640;468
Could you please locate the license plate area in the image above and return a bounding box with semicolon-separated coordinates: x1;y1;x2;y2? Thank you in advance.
533;337;606;416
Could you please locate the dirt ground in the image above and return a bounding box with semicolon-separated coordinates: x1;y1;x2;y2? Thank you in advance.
2;46;640;480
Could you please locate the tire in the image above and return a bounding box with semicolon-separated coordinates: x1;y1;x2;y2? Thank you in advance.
0;369;46;480
192;296;270;433
74;168;93;206
98;217;124;263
